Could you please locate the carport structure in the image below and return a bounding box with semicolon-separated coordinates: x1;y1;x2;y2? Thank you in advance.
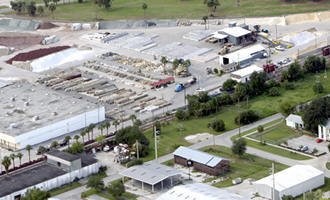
119;162;182;192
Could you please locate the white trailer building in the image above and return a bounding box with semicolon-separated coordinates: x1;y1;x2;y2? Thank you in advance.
285;114;304;129
230;64;263;83
0;81;105;150
254;165;324;200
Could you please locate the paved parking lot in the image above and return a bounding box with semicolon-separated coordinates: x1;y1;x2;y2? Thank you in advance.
287;135;329;154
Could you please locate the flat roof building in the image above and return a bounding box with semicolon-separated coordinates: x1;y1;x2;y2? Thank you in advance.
285;114;304;129
219;44;267;72
218;27;253;46
254;165;324;200
0;151;99;200
157;183;251;200
173;146;230;176
0;81;105;150
230;64;263;83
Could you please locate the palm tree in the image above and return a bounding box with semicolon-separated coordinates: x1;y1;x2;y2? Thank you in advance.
161;56;168;74
74;135;80;143
113;120;119;132
98;124;104;136
202;16;208;30
172;59;180;76
89;123;96;140
10;153;16;168
26;145;32;162
65;136;72;147
104;121;110;135
50;141;58;149
142;3;148;21
16;152;23;166
85;127;91;141
130;114;136;125
80;130;86;143
2;156;11;175
37;6;44;16
204;0;220;17
48;2;56;19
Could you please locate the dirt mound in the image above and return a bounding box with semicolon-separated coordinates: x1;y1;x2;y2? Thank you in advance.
7;46;70;64
38;22;58;29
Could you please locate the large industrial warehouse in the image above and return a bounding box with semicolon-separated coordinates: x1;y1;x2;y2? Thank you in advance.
0;81;105;150
254;165;325;200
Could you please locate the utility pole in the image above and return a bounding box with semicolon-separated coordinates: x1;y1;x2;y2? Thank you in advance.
136;140;139;160
275;25;278;41
272;162;275;200
184;87;187;108
154;126;158;161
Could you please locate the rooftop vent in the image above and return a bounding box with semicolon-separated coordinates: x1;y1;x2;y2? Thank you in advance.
11;97;15;102
24;102;29;107
9;123;18;129
32;115;39;121
52;112;58;116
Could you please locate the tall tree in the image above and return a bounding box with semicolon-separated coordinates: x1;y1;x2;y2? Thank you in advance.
202;16;208;30
249;71;267;95
21;187;50;200
87;175;104;192
160;56;168;74
16;152;23;166
130;114;137;125
48;2;56;19
37;6;44;16
98;124;104;136
142;3;148;20
26;145;32;162
65;136;72;147
204;0;220;17
10;153;16;168
85;127;91;141
89;123;96;140
2;156;11;175
107;180;125;198
231;138;246;157
172;59;180;75
104;121;110;135
74;135;80;143
113;120;119;132
80;130;86;143
50;141;58;149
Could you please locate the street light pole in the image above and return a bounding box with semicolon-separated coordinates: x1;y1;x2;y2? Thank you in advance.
154;126;158;161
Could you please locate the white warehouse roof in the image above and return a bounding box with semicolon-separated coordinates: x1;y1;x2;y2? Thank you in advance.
157;183;251;200
221;44;266;64
254;165;324;192
220;27;251;38
286;114;304;124
231;65;263;78
173;146;228;167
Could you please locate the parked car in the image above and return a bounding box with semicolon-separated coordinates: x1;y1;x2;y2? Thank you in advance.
316;139;323;143
275;46;285;51
301;146;309;152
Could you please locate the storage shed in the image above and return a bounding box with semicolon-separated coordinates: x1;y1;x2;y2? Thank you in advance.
285;114;304;129
218;27;252;46
254;165;324;200
173;146;230;176
230;64;263;83
157;183;251;200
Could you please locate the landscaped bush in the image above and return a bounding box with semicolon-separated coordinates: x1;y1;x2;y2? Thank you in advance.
279;101;295;116
210;118;225;132
280;81;294;90
126;159;143;168
313;82;324;94
267;87;281;97
235;110;259;125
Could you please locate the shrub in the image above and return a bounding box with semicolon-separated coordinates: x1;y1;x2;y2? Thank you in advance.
231;138;247;157
210;119;225;132
267;79;280;88
235;110;259;125
267;87;281;97
222;79;237;91
175;109;187;120
280;81;294;90
313;82;324;94
279;101;294;116
126;159;143;167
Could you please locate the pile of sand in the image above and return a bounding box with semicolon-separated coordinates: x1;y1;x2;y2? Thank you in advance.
185;133;213;144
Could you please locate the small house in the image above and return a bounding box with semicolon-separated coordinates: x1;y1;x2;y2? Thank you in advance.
230;64;263;83
318;119;330;141
173;146;230;176
285;114;304;129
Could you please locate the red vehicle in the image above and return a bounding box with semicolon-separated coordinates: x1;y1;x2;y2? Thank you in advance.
316;138;323;143
263;63;275;73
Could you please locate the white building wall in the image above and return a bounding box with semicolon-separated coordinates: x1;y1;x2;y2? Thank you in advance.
13;107;105;149
318;125;329;140
0;162;100;200
286;120;295;129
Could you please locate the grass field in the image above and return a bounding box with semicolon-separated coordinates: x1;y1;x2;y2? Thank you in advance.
143;106;239;161
49;182;82;197
12;0;330;21
201;146;288;188
327;162;330;170
249;122;301;145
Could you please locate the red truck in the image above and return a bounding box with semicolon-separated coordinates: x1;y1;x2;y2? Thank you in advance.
263;63;275;73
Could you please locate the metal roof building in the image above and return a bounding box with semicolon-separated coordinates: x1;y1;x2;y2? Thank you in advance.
285;114;304;129
119;162;182;192
173;146;230;176
230;64;263;83
157;183;251;200
254;165;324;200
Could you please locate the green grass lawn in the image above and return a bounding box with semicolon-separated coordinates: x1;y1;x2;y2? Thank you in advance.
8;0;330;22
245;139;311;160
201;146;288;188
327;162;330;170
143;106;239;161
249;122;301;145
